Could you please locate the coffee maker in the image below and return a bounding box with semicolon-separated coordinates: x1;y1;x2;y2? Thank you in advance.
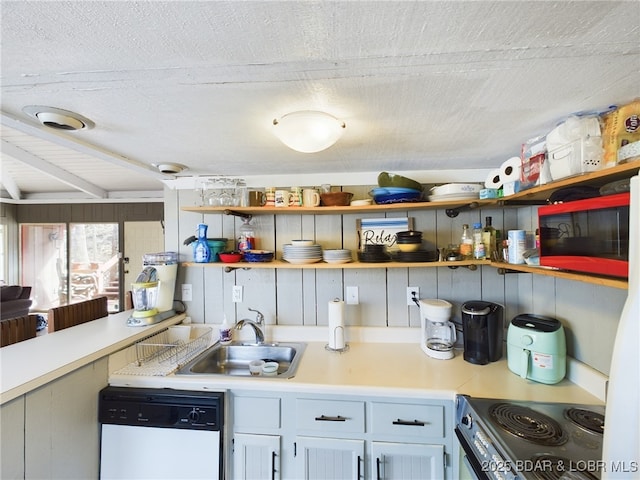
461;301;504;365
419;299;456;360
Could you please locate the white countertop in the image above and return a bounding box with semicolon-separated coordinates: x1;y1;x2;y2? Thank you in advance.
2;318;603;406
109;330;604;405
0;310;185;404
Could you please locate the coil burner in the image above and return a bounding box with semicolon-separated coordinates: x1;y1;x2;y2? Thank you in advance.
565;408;605;435
529;454;598;480
489;403;568;446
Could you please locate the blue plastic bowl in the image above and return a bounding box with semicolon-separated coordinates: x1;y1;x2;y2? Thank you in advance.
243;250;274;263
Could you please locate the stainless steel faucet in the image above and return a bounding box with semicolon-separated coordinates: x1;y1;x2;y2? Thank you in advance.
234;308;265;344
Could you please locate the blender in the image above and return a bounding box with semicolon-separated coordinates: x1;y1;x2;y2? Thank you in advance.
127;252;178;326
129;267;160;322
419;299;456;360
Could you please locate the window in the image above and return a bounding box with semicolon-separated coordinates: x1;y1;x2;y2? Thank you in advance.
20;223;121;312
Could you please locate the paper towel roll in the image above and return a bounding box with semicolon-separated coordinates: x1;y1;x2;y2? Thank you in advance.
328;299;345;350
500;156;521;183
484;168;503;189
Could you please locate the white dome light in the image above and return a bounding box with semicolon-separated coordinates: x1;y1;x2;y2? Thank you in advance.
272;111;346;153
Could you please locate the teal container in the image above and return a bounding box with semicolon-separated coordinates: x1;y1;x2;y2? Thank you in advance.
206;239;228;262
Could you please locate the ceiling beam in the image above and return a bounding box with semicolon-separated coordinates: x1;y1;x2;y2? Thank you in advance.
2;139;107;198
1;112;174;181
0;161;22;200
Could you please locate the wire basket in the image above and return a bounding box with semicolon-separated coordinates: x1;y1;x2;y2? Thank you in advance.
115;325;213;376
136;325;212;366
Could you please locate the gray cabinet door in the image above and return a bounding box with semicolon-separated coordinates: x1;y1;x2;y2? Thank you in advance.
233;433;281;480
371;441;444;480
296;436;365;480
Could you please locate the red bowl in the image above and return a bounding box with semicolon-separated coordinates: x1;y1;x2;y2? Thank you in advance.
218;252;243;263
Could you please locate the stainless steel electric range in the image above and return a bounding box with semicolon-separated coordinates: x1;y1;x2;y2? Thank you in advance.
456;395;605;480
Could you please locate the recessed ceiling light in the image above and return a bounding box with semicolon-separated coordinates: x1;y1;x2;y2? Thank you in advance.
22;105;95;131
153;163;186;174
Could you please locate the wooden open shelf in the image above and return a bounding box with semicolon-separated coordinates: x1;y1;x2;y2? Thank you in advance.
183;259;627;289
181;161;638;290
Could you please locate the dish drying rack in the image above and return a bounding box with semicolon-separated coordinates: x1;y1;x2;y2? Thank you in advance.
114;325;213;376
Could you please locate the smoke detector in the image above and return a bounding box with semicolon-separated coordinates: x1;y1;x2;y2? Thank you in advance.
155;163;186;174
23;106;95;131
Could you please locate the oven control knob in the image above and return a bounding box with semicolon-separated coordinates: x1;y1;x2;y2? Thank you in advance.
461;414;473;429
521;334;533;346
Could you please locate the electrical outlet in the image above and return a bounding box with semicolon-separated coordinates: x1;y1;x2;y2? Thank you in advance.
346;286;359;305
181;284;192;302
232;285;243;303
407;286;420;306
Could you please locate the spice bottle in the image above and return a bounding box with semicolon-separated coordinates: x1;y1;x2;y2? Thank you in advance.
473;222;486;260
460;224;473;259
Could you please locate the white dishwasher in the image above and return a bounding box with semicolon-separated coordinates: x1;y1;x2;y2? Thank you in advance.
98;386;224;480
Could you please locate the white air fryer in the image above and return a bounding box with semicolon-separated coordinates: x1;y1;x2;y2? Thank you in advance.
507;314;566;384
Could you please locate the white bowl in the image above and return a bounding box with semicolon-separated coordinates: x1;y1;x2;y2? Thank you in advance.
430;183;483;196
350;199;372;206
262;361;279;376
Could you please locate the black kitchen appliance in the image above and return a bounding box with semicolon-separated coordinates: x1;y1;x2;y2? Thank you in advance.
455;395;605;480
461;301;504;365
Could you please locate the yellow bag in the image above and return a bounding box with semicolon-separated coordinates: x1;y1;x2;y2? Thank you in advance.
602;98;640;167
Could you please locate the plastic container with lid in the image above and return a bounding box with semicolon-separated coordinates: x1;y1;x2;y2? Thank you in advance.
472;223;485;260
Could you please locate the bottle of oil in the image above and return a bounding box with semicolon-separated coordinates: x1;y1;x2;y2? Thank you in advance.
482;216;497;260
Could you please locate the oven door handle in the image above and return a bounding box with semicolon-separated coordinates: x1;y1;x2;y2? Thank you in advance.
455;427;491;480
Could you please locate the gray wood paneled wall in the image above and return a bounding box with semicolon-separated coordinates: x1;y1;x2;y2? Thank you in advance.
165;186;626;376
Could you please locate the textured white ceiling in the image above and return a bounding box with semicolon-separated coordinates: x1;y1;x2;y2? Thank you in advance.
1;1;639;201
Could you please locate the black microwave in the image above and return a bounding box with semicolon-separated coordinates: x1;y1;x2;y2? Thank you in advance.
538;192;630;278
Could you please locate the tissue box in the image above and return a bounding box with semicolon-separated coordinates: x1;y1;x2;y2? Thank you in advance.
479;188;500;199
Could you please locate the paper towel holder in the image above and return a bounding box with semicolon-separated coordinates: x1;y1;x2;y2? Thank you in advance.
326;325;350;353
325;330;350;353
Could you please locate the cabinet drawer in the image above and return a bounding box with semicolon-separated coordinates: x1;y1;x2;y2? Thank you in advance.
371;402;444;438
234;396;281;430
296;399;365;434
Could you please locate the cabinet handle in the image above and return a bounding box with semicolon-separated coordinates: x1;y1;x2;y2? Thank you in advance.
376;457;381;480
392;418;426;426
314;414;347;422
271;451;277;480
357;455;362;479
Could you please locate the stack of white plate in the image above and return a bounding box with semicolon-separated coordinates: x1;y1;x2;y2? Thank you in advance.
282;244;323;264
322;249;353;264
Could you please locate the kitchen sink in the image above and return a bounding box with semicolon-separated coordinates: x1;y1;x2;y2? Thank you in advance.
177;341;306;378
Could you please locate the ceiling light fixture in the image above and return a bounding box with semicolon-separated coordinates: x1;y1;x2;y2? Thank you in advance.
272;110;346;153
22;105;95;131
154;163;186;174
